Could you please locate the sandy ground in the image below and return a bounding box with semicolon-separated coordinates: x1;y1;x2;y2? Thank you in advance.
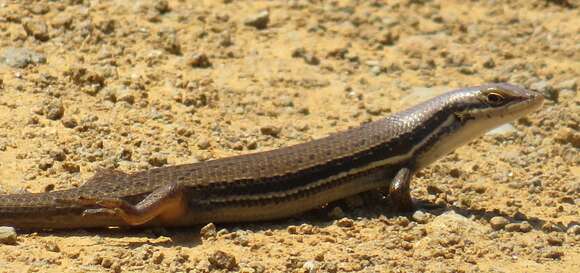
0;0;578;272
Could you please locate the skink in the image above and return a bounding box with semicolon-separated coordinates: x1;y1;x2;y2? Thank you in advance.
0;83;543;229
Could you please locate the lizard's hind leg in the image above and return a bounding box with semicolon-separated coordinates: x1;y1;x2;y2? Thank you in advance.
81;183;188;226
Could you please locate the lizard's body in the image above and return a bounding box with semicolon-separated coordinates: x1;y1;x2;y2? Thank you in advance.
0;83;543;229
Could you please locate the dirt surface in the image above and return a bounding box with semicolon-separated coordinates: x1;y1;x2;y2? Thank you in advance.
0;0;578;272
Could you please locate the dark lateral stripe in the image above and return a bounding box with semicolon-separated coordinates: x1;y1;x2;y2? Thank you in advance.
199;106;462;199
194;163;401;208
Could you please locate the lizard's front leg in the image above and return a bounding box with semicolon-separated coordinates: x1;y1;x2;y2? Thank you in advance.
389;167;415;212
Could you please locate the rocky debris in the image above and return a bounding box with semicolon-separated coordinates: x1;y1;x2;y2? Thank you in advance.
38;158;54;171
157;28;181;55
44;241;60;252
200;223;217;239
44;100;65;120
260;125;281;137
292;48;320;65
63;66;106;92
546;234;564;246
27;2;50;15
61;117;78;128
0;47;46;68
187;53;212;68
244;11;269;29
208;250;237;270
504;221;533;233
554;127;580;147
567;225;580;235
490;216;510;230
196;136;211;150
62;162;80;173
554;79;577;91
412;210;430;223
530;80;558;101
0;227;17;245
148;153;168;167
22;18;50;41
336;217;354;228
543;249;564;260
115;88;136;104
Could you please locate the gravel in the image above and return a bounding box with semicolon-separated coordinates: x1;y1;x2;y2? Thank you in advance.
0;47;46;68
0;226;17;245
208;250;237;270
22;18;50;41
244;11;270;29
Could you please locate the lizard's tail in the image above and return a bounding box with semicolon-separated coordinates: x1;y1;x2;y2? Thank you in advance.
0;189;121;229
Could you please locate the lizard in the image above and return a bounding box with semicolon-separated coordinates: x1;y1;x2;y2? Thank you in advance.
0;83;543;229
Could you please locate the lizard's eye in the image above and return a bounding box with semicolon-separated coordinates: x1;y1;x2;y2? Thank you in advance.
486;92;505;105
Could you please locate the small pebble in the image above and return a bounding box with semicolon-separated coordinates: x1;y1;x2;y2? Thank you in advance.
44;241;60;252
208;250;237;270
530;80;557;100
426;185;444;195
260;125;281;137
49;149;66;162
116;89;135;104
554;79;577;91
0;47;46;68
101;257;113;268
62;162;80;173
187;53;212;68
336;217;354;228
449;168;462;178
504;223;521;232
395;217;410;227
23;19;50;41
543;249;564;260
0;226;17;245
44;100;65;120
303;260;319;273
38;158;54;171
567;225;580;235
519;221;532;233
489;216;510;230
28;2;50;14
412;210;429;223
298;224;318;235
148;153;168;167
244;11;269;29
554;127;580;148
287;225;298;234
197;137;211;150
370;65;382;75
200;223;217;239
292;48;320;65
61;117;78;128
546;234;564;246
152;251;164;265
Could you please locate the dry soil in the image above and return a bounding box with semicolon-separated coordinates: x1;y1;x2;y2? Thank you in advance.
0;0;578;273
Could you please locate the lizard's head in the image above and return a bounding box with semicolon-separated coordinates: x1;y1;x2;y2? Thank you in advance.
410;83;544;170
451;83;544;126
